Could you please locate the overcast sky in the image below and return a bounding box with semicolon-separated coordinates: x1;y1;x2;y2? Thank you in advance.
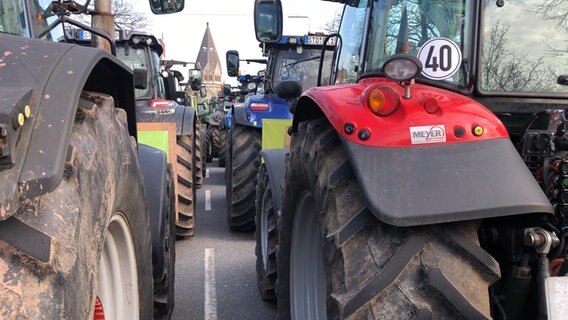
136;0;342;85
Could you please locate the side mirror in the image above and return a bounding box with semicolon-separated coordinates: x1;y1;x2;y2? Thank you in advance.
254;0;282;42
173;70;184;82
149;0;184;14
558;75;568;86
134;68;148;89
189;68;201;81
189;68;202;91
226;50;240;77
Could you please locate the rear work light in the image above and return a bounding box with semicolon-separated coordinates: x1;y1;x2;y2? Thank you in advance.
365;84;400;116
249;103;269;111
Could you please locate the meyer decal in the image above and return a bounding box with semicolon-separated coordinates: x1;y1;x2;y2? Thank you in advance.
409;125;446;144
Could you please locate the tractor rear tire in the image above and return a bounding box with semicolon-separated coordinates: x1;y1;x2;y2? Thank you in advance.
0;92;153;319
277;118;501;320
175;133;196;238
194;120;205;189
226;123;261;231
208;125;220;158
153;165;176;319
201;125;207;180
218;125;227;167
206;126;213;163
255;164;278;301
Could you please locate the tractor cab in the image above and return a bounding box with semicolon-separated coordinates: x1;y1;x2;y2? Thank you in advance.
161;59;204;107
258;0;568;96
227;33;335;96
257;1;568;129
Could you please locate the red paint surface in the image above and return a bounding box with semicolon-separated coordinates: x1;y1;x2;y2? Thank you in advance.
302;77;509;147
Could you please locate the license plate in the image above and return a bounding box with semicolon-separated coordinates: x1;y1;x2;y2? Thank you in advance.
306;36;336;46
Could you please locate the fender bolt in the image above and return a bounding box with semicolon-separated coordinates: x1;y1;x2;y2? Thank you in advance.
344;123;355;135
358;129;371;141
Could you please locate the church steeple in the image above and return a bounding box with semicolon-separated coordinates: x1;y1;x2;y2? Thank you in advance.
196;22;222;98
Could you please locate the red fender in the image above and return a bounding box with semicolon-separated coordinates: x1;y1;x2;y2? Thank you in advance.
301;77;509;148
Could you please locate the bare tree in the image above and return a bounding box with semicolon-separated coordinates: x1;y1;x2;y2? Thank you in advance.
536;0;568;29
112;0;151;30
481;21;554;92
322;9;341;33
74;0;151;31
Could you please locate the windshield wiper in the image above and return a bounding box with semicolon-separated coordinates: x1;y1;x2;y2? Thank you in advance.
282;56;321;69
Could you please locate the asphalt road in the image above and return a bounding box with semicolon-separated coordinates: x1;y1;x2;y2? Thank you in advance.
171;159;277;320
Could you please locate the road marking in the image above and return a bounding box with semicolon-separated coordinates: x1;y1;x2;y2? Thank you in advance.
204;248;217;320
206;168;210;178
205;190;211;211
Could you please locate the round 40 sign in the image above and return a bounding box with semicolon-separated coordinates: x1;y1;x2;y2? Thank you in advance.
417;37;462;80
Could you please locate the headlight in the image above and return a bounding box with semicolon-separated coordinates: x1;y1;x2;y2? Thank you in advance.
383;54;422;82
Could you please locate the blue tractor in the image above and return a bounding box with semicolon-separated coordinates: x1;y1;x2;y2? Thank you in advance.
224;34;331;231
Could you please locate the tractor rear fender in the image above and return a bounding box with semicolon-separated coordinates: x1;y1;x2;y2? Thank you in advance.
137;144;168;279
232;103;250;127
175;104;196;136
136;102;195;136
259;149;288;214
0;35;137;219
243;94;292;128
292;89;554;226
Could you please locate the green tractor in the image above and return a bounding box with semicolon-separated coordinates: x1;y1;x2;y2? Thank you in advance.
68;30;200;238
203;96;228;166
161;59;208;189
0;0;184;318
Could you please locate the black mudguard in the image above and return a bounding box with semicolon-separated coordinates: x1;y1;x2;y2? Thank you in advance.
233;103;251;126
342;137;554;226
137;144;168;278
0;34;137;219
260;149;288;214
136;101;196;136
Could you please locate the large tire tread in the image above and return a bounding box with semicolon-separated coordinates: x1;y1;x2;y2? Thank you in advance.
0;92;153;319
255;164;278;301
153;165;176;319
194;121;205;189
176;134;196;238
278;118;500;320
218;125;227;167
227;124;261;231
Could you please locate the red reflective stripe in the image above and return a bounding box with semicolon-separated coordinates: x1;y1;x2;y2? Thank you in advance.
93;296;105;320
150;99;175;109
249;103;269;111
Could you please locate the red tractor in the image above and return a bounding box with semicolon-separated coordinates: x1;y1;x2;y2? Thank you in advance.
254;0;568;318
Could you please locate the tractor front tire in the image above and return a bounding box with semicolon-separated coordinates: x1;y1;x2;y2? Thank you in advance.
277;118;501;320
218;125;227;167
206;125;213;163
208;125;220;159
226;123;261;231
255;164;278;301
153;165;176;319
